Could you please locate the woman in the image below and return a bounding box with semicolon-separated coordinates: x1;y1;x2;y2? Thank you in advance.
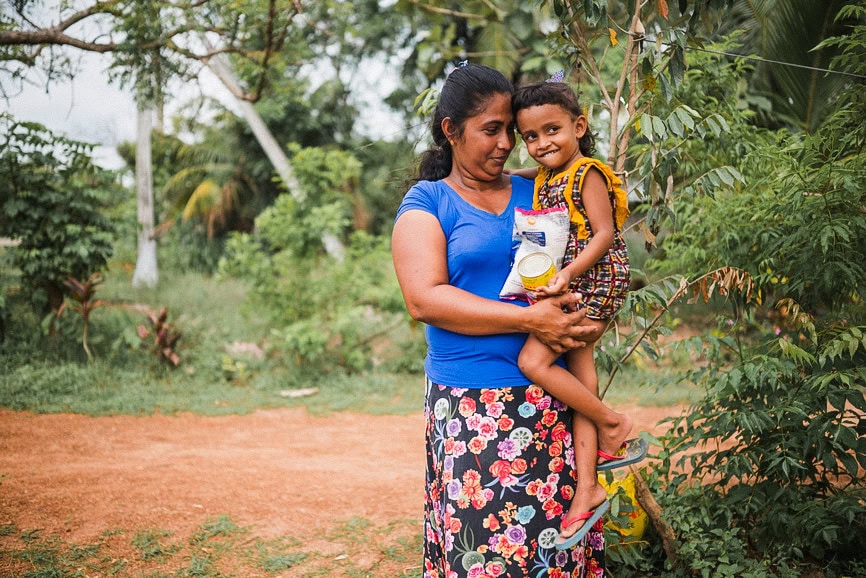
392;63;606;577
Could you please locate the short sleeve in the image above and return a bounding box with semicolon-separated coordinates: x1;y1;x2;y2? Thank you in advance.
396;182;438;223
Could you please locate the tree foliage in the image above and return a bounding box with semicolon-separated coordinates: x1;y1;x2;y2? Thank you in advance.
0;0;303;103
0;114;117;312
611;5;866;576
218;144;405;373
716;0;858;132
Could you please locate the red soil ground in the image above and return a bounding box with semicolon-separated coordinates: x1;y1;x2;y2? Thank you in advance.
0;404;678;575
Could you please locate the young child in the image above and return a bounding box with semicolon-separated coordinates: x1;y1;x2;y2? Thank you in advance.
512;79;646;549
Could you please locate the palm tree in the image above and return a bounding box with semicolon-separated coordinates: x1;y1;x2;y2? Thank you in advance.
131;103;158;289
721;0;857;132
161;146;259;240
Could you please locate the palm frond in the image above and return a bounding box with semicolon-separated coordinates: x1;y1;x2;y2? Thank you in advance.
182;179;222;222
729;0;851;131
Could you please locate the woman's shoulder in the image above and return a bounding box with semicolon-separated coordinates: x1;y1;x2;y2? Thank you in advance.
397;180;453;221
402;179;452;206
510;174;534;190
408;179;447;194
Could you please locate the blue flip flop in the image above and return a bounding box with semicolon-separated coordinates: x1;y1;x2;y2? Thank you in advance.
554;498;610;550
596;437;649;471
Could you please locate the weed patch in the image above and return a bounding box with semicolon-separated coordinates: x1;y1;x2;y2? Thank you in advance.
0;515;421;577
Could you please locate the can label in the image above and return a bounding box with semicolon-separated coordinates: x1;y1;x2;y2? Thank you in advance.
518;252;556;291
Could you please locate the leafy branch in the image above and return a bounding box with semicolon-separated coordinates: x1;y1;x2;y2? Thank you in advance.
137;307;182;367
600;266;755;399
53;275;183;366
0;0;303;101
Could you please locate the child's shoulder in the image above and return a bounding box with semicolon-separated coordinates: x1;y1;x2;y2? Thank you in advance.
572;157;620;188
573;156;612;174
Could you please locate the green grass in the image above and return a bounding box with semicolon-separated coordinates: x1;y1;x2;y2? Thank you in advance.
0;266;431;416
0;264;699;418
0;515;422;577
132;528;180;562
0;356;427;416
602;363;701;408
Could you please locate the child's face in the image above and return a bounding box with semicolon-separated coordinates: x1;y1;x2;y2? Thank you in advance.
516;104;587;174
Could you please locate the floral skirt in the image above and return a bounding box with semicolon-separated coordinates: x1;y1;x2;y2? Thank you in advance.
423;377;605;578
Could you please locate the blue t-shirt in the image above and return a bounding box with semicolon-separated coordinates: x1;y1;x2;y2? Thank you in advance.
395;176;534;388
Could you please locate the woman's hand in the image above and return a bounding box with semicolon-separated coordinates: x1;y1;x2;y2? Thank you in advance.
525;293;601;353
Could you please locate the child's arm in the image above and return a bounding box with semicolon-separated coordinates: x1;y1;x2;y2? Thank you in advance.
535;167;616;296
505;166;538;180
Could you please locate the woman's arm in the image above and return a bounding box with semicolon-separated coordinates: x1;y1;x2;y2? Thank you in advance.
505;166;538;180
392;209;598;352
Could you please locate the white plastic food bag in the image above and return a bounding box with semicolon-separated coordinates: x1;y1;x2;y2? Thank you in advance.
499;206;570;300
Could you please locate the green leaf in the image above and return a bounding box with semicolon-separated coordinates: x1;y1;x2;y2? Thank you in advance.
640;113;654;142
652;115;667;140
667;111;684;138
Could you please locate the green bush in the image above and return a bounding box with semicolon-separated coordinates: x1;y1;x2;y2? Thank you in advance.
221;229;411;373
619;13;866;577
218;143;421;374
656;323;866;572
0;115;118;312
255;144;359;257
159;220;226;274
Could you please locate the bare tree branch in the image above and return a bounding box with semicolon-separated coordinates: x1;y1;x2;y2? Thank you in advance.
54;0;124;34
407;0;486;20
0;0;303;102
0;29;116;52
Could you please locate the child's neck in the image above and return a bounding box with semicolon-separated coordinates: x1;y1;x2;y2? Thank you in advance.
549;151;585;175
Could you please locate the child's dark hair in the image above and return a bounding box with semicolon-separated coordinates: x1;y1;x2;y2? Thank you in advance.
417;63;513;182
512;81;596;157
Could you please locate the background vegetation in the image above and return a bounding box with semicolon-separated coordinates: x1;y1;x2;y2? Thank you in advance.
2;1;865;576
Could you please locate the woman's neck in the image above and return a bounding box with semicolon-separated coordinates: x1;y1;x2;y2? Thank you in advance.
445;171;512;215
445;171;509;193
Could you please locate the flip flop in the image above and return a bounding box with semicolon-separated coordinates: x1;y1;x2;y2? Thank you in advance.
554;498;610;550
596;437;649;471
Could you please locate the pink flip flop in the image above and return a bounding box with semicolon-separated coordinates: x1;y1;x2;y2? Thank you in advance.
554;498;610;550
597;437;648;471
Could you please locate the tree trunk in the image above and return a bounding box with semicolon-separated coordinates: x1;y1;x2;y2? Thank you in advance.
204;45;345;261
131;105;159;289
632;468;679;567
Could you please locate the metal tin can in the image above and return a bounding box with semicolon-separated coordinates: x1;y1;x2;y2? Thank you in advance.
518;252;556;291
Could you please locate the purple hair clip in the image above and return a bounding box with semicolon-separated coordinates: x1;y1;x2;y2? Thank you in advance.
546;69;565;83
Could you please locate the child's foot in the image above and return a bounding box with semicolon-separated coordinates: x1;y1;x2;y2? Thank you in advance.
558;482;608;541
597;413;633;460
597;437;649;471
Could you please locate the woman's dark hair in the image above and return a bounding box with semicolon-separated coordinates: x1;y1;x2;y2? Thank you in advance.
512;81;596;157
416;63;514;181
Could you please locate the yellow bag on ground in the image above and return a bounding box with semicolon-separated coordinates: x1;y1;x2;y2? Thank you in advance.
598;471;648;539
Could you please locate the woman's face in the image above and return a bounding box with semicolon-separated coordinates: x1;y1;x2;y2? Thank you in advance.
447;92;516;183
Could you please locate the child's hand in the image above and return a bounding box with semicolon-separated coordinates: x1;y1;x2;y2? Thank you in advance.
535;271;570;297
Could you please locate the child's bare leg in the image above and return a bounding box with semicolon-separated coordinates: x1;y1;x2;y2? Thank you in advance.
561;414;608;537
518;332;633;538
559;347;607;538
564;340;634;460
518;332;632;458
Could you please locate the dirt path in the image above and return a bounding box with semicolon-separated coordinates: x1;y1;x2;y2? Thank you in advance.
0;404;678;573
